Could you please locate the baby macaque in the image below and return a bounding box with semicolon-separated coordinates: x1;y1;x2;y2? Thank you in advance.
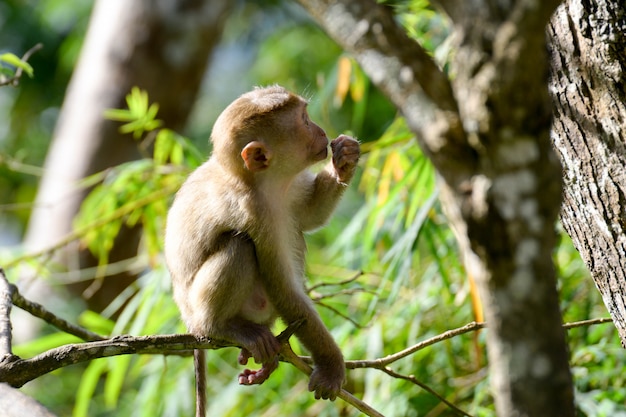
165;85;360;415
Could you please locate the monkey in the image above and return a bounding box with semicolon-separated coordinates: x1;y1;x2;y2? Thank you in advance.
164;85;360;416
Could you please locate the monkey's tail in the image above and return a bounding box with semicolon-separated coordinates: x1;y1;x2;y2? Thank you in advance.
194;349;207;417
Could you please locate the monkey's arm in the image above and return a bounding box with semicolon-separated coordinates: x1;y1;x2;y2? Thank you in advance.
297;168;349;231
253;239;345;400
298;135;360;231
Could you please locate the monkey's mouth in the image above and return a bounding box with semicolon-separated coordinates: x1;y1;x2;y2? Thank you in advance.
315;146;329;161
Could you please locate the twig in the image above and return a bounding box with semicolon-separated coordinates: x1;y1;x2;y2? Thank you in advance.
348;322;486;369
381;366;472;417
312;287;374;301
299;321;480;417
0;154;46;178
8;279;105;342
277;319;385;416
279;343;385;417
318;301;367;328
308;271;364;292
343;317;613;370
0;269;13;356
563;317;613;329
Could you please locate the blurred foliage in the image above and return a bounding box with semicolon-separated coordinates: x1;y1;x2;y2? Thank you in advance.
2;1;626;417
0;0;93;241
0;51;35;82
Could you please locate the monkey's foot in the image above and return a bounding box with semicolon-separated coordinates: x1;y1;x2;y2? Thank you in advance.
238;358;278;385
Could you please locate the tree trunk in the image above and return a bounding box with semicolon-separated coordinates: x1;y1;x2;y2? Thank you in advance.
548;0;626;346
23;0;231;311
297;0;574;415
0;383;57;417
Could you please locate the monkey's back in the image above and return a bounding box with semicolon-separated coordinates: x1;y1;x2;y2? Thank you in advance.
165;161;255;301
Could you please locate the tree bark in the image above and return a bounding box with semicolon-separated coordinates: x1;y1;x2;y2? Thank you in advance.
548;0;626;346
0;384;57;417
23;0;232;311
297;0;574;415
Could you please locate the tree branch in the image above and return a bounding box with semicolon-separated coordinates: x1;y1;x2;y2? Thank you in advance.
0;333;219;388
0;270;612;416
296;0;476;187
9;281;105;342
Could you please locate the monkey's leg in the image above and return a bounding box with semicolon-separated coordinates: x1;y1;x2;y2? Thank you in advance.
190;232;281;381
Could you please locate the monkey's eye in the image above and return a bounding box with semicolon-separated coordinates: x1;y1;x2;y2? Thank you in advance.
303;112;309;126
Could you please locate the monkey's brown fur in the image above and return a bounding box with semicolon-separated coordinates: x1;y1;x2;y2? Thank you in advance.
165;86;360;416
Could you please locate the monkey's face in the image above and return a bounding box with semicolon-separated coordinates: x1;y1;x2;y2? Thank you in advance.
265;105;328;177
298;106;329;164
237;100;331;178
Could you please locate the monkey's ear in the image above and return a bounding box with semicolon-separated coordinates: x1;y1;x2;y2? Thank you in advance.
241;141;272;172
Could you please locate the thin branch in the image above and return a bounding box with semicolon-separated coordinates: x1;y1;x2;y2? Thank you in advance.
290;323;482;416
308;271;373;328
313;287;374;301
9;280;105;342
0;154;46;178
316;301;366;328
280;343;386;417
343;317;613;370
381;366;472;417
348;321;486;369
563;317;613;329
308;271;364;292
308;272;376;302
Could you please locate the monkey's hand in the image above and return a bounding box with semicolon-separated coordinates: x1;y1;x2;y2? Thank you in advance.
308;362;345;401
330;135;360;184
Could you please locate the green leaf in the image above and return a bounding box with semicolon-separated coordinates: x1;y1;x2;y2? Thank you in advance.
78;310;115;336
128;86;149;115
105;355;132;408
154;129;178;164
104;88;163;139
146;102;160;120
13;333;82;358
74;359;108;417
0;67;15;77
0;52;34;77
170;141;185;165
